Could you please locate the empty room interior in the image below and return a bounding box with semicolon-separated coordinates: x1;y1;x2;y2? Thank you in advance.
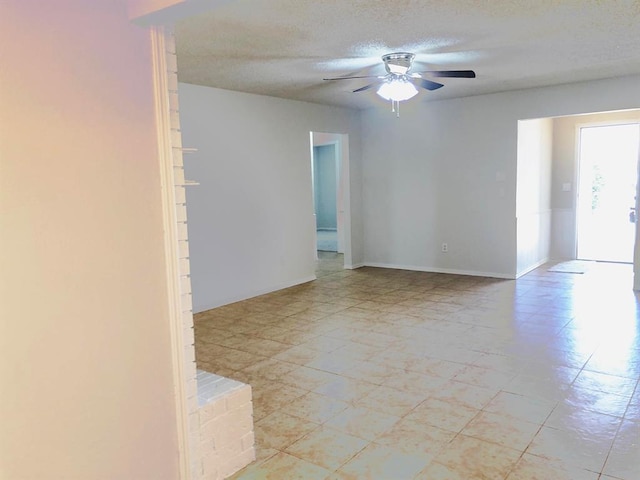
3;1;640;480
174;2;640;479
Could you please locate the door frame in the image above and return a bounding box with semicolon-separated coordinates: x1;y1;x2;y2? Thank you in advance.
310;132;353;267
574;120;640;264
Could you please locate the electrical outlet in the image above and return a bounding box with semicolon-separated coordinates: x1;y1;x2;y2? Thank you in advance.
442;243;448;253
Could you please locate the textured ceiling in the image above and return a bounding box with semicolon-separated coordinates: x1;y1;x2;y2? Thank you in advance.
175;0;640;109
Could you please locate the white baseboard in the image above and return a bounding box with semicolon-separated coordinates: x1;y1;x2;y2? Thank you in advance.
363;262;515;280
344;263;365;270
515;257;549;278
193;262;520;313
193;275;317;313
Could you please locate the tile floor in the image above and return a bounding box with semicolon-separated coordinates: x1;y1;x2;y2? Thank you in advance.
194;253;640;480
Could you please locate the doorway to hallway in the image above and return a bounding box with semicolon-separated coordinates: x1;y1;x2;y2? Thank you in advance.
576;123;640;263
310;132;350;262
313;143;339;252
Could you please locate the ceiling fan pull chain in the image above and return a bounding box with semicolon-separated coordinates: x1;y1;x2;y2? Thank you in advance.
391;100;400;117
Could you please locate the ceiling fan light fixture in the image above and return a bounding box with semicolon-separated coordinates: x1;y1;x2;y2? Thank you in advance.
323;51;475;116
387;63;410;75
376;78;419;102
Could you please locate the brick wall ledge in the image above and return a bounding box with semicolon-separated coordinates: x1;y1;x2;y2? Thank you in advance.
196;370;255;480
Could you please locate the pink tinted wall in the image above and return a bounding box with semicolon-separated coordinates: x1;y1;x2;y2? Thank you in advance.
0;1;180;478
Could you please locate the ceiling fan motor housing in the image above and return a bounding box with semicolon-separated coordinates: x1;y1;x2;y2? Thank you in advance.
382;52;415;75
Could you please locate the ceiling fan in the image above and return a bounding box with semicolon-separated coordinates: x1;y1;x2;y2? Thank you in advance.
323;52;476;116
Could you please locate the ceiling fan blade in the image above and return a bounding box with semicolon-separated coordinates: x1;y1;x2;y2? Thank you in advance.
353;83;378;93
323;75;381;81
418;70;476;78
416;78;445;91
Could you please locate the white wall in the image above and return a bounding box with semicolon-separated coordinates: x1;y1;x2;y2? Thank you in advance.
0;1;181;479
313;132;341;147
516;118;553;276
551;109;640;259
361;75;640;278
179;83;362;312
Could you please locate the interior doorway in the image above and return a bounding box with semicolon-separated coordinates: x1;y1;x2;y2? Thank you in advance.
311;132;348;260
576;123;640;263
313;144;339;252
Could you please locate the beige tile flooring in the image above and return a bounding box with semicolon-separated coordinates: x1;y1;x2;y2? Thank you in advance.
194;253;640;480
